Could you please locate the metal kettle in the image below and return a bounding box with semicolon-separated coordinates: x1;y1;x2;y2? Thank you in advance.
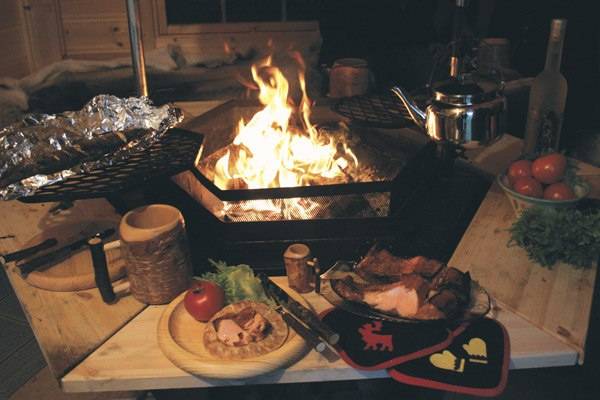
391;74;507;148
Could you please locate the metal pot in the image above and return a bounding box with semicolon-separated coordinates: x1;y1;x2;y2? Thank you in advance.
391;75;507;148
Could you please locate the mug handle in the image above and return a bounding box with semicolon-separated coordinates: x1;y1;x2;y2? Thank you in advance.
307;258;321;293
90;240;131;303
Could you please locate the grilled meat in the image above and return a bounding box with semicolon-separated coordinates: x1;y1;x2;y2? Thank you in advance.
332;246;472;319
331;276;364;302
355;247;445;282
213;307;271;346
332;274;431;318
429;290;461;319
431;267;471;306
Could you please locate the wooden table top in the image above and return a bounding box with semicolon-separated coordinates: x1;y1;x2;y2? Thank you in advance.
2;101;598;392
0;199;146;378
61;277;581;393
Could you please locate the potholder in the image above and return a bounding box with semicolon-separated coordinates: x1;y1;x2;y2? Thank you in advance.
388;317;510;397
320;308;464;370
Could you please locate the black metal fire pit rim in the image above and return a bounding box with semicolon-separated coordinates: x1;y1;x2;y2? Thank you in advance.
189;166;394;201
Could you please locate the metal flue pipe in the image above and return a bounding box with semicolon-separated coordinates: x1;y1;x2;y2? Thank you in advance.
126;0;149;97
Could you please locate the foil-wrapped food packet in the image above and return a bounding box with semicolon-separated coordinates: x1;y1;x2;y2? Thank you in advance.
0;95;183;200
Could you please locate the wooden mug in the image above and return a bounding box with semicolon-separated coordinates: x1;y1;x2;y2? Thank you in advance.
119;204;192;304
329;58;371;98
283;243;319;293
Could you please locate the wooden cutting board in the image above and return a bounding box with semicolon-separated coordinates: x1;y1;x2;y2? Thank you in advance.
157;287;309;379
22;218;126;292
449;172;600;362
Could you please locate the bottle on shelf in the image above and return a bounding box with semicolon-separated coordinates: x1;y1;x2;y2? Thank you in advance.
523;19;568;155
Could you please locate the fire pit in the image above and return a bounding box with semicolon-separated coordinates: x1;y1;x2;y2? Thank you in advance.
174;100;436;235
171;56;438;252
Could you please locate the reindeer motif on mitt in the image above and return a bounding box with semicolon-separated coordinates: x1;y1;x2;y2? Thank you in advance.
358;321;394;351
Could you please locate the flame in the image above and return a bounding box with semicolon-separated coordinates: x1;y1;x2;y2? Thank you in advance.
213;55;359;218
215;56;358;189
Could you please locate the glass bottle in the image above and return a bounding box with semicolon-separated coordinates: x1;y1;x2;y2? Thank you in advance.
523;19;568;155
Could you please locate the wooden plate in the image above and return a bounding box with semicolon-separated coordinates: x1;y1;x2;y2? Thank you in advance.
157;286;310;379
22;219;125;292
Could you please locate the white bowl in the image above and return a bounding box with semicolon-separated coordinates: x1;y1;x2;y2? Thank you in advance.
497;173;590;216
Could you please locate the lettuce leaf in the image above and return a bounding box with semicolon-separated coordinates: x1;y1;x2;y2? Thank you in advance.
199;260;274;305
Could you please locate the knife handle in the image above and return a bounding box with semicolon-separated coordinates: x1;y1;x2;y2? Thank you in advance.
16;228;115;277
284;299;340;345
88;237;116;304
17;246;72;277
3;238;58;263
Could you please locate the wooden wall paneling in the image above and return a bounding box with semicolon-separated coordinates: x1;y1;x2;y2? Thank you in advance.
62;18;131;58
21;0;65;70
59;0;157;60
59;0;127;19
152;0;169;35
60;0;130;59
139;0;158;52
0;0;32;78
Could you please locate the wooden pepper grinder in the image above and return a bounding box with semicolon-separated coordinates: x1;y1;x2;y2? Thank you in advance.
283;243;320;293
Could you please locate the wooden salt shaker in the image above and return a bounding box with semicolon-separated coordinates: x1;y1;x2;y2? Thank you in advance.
283;243;318;294
119;204;192;304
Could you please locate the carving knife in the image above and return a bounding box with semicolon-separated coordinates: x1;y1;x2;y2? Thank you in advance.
0;238;58;266
17;228;115;277
261;277;327;352
259;274;340;345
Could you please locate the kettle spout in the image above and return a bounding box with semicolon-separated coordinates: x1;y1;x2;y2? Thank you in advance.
390;86;426;130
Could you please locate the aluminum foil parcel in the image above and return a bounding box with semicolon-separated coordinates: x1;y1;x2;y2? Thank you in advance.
0;95;183;199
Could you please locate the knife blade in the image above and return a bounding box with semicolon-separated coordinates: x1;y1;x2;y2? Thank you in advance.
262;277;328;353
17;228;115;277
259;274;340;345
278;307;327;353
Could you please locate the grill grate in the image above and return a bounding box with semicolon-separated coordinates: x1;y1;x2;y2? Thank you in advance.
332;92;415;128
19;128;204;203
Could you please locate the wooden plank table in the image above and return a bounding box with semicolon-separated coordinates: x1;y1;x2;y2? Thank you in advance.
1;101;597;393
0;199;146;378
450;164;600;363
61;277;581;393
59;133;599;392
0;101;223;380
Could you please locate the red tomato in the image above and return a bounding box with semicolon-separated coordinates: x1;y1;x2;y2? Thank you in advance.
543;182;576;200
507;159;532;185
512;176;543;198
183;280;225;322
531;153;567;184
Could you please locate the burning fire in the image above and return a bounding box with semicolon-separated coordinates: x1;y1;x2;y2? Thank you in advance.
213;55;358;192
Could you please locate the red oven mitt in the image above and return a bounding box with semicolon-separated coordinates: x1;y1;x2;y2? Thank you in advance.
320;308;460;370
388;317;510;397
